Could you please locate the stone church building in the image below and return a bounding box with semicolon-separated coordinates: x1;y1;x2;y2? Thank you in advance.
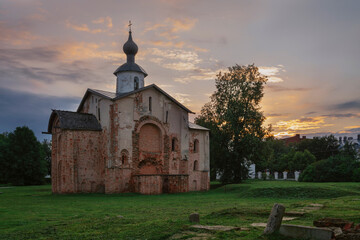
46;29;210;194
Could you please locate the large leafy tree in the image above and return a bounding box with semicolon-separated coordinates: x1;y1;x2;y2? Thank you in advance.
195;64;271;183
5;126;47;185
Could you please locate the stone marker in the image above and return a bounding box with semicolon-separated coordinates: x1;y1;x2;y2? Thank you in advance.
190;225;246;232
263;203;286;235
279;224;332;240
274;172;279;180
283;171;288;180
251;223;267;227
189;213;200;223
294;171;300;181
257;171;262;179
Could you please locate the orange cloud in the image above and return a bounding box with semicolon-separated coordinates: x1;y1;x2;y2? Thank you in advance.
274;116;334;133
150;40;185;48
144;18;201;50
0;21;38;46
66;17;113;34
57;42;123;62
145;18;197;34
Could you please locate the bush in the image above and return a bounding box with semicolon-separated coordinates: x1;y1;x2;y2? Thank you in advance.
299;154;360;182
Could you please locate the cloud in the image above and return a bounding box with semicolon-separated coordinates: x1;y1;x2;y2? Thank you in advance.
0;45;114;97
66;16;113;34
92;16;113;28
259;65;285;83
330;100;360;111
0;21;39;46
57;42;123;62
174;68;224;83
338;126;360;134
322;113;360;118
266;113;289;118
266;85;311;92
144;18;199;50
0;87;80;140
145;18;197;36
148;48;201;71
172;93;191;104
274;116;334;134
149;40;185;48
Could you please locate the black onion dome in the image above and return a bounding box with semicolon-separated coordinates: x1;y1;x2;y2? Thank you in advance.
114;30;147;76
123;31;138;56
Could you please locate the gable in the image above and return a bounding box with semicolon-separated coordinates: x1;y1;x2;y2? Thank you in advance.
76;84;194;114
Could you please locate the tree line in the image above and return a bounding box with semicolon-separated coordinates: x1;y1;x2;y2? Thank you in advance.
0;126;51;185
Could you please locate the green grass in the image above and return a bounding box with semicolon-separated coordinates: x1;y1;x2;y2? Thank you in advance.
1;180;360;239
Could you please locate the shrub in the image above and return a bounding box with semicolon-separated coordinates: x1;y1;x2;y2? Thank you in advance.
299;154;360;182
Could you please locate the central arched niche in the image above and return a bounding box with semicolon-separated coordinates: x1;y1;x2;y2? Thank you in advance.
139;123;161;153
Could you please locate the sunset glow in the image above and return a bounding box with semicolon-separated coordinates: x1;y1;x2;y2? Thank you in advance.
0;0;359;140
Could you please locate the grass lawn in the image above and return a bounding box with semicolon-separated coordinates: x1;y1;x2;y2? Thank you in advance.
1;180;360;239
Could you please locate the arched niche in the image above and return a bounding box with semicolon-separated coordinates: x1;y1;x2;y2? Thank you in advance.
139;123;161;153
121;149;129;165
193;139;199;153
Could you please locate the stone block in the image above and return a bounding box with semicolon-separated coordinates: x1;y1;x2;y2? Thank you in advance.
263;203;285;235
279;224;333;240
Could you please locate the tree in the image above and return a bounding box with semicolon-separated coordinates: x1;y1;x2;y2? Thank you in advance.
195;64;270;183
0;132;10;183
295;135;339;161
6;126;47;185
41;139;52;176
195;103;230;180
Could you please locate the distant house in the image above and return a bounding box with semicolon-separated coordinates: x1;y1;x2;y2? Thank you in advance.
281;134;306;146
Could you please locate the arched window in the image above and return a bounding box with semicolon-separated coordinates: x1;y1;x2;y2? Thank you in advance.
193;160;198;171
134;77;139;90
121;149;129;165
171;138;178;152
193;139;199;153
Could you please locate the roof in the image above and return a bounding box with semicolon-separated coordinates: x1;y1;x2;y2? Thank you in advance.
188;122;210;131
77;84;195;114
113;62;148;77
47;110;102;133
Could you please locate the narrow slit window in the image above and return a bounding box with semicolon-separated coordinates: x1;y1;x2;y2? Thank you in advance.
98;107;101;121
166;111;168;123
134;77;139;90
149;97;152;112
171;138;177;152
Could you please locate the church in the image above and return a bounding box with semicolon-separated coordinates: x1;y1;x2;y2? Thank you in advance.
46;27;210;194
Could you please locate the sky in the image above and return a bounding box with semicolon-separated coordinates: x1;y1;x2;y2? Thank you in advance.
0;0;360;141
